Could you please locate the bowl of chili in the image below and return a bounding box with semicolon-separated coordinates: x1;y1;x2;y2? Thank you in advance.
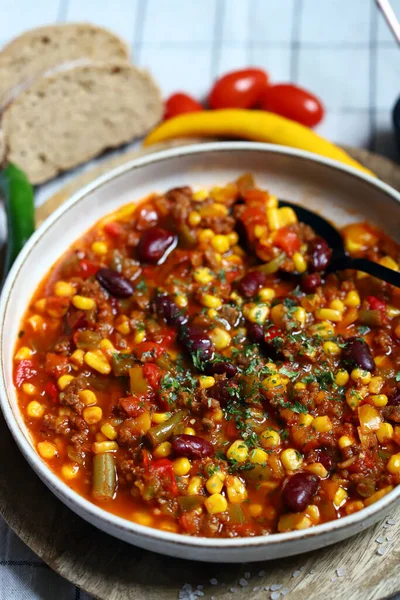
2;141;400;562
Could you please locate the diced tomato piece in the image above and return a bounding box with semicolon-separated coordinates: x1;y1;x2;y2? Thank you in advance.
45;381;59;402
104;221;123;238
118;396;147;417
240;206;266;226
179;512;199;534
134;342;166;362
264;326;282;343
45;353;69;378
78;259;99;279
143;363;163;389
242;189;270;205
367;296;386;312
273;227;301;257
226;420;240;438
152;458;179;496
157;327;175;347
14;360;37;387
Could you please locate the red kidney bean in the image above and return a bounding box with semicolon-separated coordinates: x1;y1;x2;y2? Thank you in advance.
96;268;134;297
387;391;400;406
206;361;237;378
308;237;332;272
172;434;213;459
155;293;188;327
138;227;176;264
301;273;321;293
282;472;319;513
237;271;266;298
179;326;214;362
314;448;338;473
209;379;240;406
247;323;264;344
342;337;375;372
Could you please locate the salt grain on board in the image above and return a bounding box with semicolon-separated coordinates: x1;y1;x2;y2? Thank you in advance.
253;587;260;592
292;570;301;578
239;578;248;587
336;568;346;578
244;572;251;579
375;536;385;544
271;584;283;591
281;589;290;596
387;518;396;525
271;592;281;600
210;579;218;586
258;570;266;577
230;587;238;593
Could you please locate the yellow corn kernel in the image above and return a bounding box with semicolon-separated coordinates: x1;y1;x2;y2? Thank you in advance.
257;288;274;303
335;369;349;386
260;428;281;449
266;194;278;208
371;394;388;407
315;308;342;322
184;427;196;435
292;252;307;274
188;211;201;226
152;412;170;424
193;267;214;284
310;320;335;338
83;406;103;425
153;441;172;459
57;374;74;391
351;368;372;384
226;440;249;463
228;231;239;246
28;315;45;332
213;408;223;422
132;511;153;526
312;416;333;433
198;228;215;243
249;504;263;518
364;485;393;506
281;448;303;471
173;457;191;476
262;374;283;390
174;294;187;309
377;422;394;444
96;431;107;442
293;306;306;327
27;400;45;418
344;290;361;307
54;281;75;297
200;293;222;309
254;224;268;239
34;298;47;312
374;355;387;367
187;476;203;495
205;493;228;514
72;295;96;311
338;435;354;449
295;382;306;391
333;487;348;507
22;382;37;396
199;376;215;390
330;299;345;313
299;413;313;427
206;472;225;494
379;255;398;271
323;341;341;356
345;500;364;515
193;188;209;201
387;305;400;318
207;308;218;319
91;241;108;255
270;303;286;327
84;350;111;375
368;376;383;394
37;441;57;459
115;315;131;335
101;423;117;440
387;453;400;475
266;207;280;230
99;339;116;356
92;441;118;454
14;346;33;360
305;504;320;524
226;475;248;504
61;463;79;480
305;462;328;478
132;330;145;344
70;349;84;367
249;448;268;464
211;235;230;254
278;206;297;227
78;389;97;406
243;303;269;324
346;388;363;410
209;327;231;350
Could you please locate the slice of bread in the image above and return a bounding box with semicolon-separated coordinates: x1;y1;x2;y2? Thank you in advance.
2;63;163;184
0;23;130;107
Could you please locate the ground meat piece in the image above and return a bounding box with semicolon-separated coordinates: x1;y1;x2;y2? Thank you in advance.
43;414;71;436
53;338;72;356
201;215;235;234
118;419;141;447
59;374;89;414
204;247;223;270
167;187;193;226
219;304;242;328
382;405;400;423
69;431;91;464
373;330;392;354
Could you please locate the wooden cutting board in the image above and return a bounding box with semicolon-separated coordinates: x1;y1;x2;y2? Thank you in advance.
2;144;400;600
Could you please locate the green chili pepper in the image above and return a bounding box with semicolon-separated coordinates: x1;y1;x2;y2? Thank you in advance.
0;163;35;277
146;409;187;448
256;253;286;274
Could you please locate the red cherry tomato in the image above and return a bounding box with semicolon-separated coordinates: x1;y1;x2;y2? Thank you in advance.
260;84;324;128
164;93;203;120
208;68;269;109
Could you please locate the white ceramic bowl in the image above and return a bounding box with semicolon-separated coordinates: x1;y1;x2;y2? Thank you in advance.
2;142;400;563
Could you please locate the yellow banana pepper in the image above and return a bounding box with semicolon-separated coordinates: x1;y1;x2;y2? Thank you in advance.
144;109;374;177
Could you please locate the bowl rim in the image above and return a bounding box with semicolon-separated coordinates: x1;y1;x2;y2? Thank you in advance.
2;140;400;550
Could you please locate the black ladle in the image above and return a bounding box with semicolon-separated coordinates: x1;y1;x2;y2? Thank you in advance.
279;200;400;288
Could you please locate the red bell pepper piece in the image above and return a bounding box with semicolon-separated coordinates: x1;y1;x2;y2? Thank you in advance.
152;458;179;496
14;360;37;387
78;259;98;279
264;326;282;343
134;342;166;362
143;363;163;389
45;381;59;402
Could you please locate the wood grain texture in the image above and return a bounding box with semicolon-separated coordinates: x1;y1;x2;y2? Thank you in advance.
2;144;400;600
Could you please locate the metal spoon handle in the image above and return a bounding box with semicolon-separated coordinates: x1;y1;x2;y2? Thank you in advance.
340;257;400;287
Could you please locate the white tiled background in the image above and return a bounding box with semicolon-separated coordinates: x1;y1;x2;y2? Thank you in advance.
1;0;400;598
